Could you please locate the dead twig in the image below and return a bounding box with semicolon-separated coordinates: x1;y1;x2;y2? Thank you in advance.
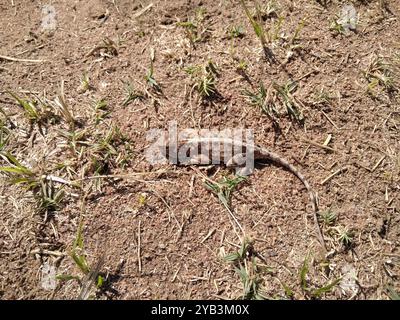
132;3;153;19
30;249;65;257
71;169;177;183
0;54;45;63
138;220;142;273
200;228;216;243
321;110;340;130
300;137;338;152
370;155;385;173
321;167;348;185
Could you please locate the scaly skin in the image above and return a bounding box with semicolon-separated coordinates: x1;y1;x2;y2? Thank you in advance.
165;136;327;252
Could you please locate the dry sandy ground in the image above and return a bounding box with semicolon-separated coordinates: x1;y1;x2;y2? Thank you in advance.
0;0;399;299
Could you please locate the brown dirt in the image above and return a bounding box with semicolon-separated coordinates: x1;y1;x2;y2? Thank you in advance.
0;0;399;300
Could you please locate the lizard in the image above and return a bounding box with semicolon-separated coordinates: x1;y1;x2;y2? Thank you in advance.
157;135;327;252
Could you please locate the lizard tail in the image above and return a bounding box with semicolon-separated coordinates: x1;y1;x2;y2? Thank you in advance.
256;148;327;252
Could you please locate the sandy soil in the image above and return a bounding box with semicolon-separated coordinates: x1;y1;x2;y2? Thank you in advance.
0;0;399;299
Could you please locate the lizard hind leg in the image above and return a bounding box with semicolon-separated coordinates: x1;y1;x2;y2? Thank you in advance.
226;153;254;176
235;166;254;176
187;154;211;165
226;153;247;167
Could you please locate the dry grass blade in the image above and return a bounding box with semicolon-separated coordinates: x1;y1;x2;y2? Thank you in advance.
321;167;348;185
78;254;105;300
200;170;246;237
55;80;75;130
239;0;267;48
0;54;46;63
132;3;154;19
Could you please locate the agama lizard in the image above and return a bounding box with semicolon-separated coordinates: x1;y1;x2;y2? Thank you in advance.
158;135;327;252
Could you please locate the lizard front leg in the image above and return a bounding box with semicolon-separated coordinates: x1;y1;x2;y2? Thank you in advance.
226;153;254;176
186;154;211;165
